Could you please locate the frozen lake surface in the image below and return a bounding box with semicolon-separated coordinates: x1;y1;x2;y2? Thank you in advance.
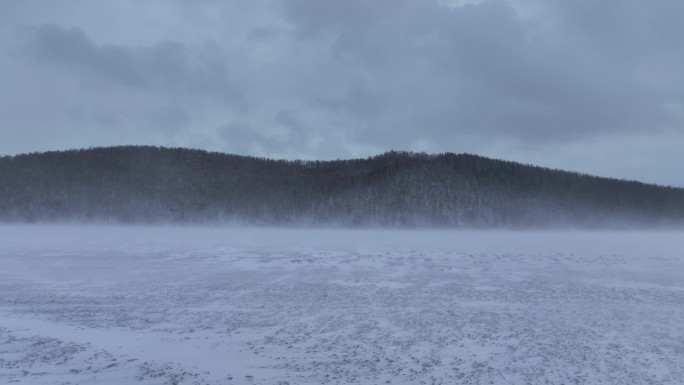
1;225;683;384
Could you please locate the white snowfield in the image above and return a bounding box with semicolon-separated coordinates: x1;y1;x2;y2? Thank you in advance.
1;225;683;385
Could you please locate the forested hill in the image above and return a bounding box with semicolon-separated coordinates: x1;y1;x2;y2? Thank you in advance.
1;146;683;227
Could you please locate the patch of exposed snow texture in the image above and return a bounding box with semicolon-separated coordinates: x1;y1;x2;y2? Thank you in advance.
1;225;683;384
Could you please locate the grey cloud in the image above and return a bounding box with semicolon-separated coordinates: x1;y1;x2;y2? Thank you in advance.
1;0;683;186
0;22;248;154
18;24;243;106
217;115;305;158
283;0;682;143
217;121;261;154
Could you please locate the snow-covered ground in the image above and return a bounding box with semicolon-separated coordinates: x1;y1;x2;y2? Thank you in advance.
1;225;683;385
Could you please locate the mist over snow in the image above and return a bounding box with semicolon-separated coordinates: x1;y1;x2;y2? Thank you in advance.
1;225;684;384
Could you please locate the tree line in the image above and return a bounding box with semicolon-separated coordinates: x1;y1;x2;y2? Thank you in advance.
1;146;683;227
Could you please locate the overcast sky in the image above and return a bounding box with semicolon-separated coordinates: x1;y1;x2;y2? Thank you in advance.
1;0;683;186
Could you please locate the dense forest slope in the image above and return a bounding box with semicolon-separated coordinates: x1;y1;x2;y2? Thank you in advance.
1;146;683;227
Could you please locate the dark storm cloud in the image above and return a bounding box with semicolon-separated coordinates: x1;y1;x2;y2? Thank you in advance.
1;0;683;185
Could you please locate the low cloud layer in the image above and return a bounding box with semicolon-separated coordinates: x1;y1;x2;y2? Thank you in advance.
1;0;683;186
